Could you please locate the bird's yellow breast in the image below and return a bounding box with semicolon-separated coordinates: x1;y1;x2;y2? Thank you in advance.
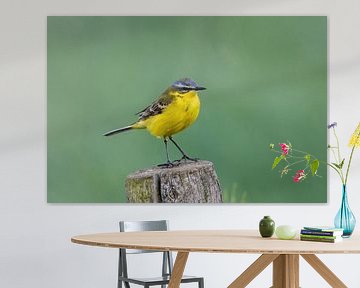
144;91;200;138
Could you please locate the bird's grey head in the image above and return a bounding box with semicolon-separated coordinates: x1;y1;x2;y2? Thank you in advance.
171;78;206;93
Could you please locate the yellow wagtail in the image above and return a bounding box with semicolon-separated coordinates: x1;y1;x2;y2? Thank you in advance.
104;78;206;166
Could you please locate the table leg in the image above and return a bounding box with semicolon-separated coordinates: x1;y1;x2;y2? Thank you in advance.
301;254;347;288
168;251;189;288
228;254;279;288
272;254;299;288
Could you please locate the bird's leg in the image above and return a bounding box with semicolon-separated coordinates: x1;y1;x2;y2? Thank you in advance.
169;136;198;162
157;138;175;167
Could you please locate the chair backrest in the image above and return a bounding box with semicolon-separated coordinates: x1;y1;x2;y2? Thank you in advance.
119;220;169;254
120;220;168;232
118;220;174;282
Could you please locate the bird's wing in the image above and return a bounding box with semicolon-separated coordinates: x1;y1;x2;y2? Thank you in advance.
135;92;173;121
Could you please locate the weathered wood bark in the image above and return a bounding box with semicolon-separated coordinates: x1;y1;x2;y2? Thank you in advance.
125;160;222;203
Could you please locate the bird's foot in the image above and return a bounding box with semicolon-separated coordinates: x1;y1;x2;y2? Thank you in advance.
158;156;198;168
157;161;180;168
157;161;173;168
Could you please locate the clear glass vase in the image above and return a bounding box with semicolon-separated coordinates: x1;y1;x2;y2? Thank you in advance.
334;185;356;237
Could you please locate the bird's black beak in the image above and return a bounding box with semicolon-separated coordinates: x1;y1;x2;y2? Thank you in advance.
195;86;206;91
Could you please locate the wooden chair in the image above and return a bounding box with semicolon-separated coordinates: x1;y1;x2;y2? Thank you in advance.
118;220;204;288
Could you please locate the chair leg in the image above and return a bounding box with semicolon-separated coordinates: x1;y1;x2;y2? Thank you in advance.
199;278;204;288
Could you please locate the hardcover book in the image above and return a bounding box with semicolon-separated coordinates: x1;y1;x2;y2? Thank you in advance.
301;228;343;237
300;236;343;243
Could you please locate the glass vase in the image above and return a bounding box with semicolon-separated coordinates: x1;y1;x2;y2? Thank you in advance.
334;185;356;237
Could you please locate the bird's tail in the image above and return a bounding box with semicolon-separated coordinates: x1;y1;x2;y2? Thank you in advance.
103;125;133;136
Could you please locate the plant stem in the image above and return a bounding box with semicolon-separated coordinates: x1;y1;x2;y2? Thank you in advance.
291;148;317;159
285;159;307;168
344;128;360;185
327;163;344;183
330;147;339;164
332;127;345;180
327;148;345;183
345;145;356;185
333;127;342;164
271;150;305;160
273;146;346;183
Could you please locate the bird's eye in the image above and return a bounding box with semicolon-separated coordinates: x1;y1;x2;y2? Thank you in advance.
182;87;192;93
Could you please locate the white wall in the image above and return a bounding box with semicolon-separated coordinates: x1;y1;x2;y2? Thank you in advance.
1;0;360;287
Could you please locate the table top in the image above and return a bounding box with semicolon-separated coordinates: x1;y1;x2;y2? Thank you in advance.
71;230;360;254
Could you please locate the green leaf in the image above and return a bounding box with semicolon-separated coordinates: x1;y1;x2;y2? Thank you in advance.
339;158;345;169
332;162;341;169
304;154;311;164
310;159;320;176
332;159;345;169
272;156;282;169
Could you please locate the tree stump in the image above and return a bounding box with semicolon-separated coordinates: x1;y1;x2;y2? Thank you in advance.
125;160;222;203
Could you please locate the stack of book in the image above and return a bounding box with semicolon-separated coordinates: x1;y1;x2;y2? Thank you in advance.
300;226;344;243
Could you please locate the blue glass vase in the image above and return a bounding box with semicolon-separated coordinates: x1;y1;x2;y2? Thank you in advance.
334;185;356;237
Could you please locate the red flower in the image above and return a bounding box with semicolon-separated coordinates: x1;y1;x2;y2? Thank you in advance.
279;143;290;155
293;169;305;183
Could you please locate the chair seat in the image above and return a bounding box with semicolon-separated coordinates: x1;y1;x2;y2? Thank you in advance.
119;274;203;286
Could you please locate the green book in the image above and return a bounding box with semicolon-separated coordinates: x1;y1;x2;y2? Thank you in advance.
300;234;340;240
300;229;343;237
303;226;344;233
300;235;342;243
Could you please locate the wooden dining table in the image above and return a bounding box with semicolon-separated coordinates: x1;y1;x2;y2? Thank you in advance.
71;230;360;288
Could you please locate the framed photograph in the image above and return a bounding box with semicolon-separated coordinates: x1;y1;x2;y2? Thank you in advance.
47;16;327;203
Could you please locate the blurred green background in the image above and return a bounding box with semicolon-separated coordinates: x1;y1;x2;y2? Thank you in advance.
47;16;327;203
